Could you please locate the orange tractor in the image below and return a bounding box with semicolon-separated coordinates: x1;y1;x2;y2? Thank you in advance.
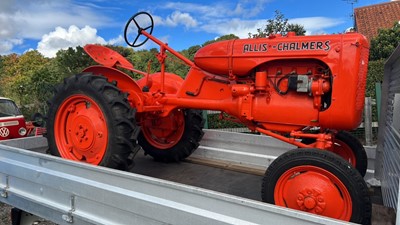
46;12;371;224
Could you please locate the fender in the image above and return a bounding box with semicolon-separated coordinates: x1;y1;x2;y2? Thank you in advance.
83;66;144;111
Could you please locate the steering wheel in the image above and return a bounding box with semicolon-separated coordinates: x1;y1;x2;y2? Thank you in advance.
124;12;154;47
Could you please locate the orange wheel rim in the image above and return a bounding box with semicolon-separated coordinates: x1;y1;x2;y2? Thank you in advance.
54;94;108;165
141;109;185;149
330;139;357;167
274;165;352;221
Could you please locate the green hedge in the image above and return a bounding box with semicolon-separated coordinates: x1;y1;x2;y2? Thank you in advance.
207;113;245;129
366;59;385;99
366;59;385;122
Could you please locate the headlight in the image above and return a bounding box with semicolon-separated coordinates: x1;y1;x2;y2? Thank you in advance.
19;127;27;136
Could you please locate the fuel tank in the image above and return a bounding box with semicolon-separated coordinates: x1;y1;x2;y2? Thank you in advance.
194;32;367;77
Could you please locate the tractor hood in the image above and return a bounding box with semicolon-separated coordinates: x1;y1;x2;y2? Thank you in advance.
194;32;368;77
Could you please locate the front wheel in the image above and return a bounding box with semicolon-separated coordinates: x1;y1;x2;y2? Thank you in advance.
302;131;368;177
46;73;140;170
138;109;204;162
262;148;371;224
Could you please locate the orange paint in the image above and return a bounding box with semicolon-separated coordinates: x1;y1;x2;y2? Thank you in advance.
274;165;352;220
83;28;369;150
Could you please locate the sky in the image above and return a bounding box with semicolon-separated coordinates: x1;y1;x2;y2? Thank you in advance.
0;0;389;58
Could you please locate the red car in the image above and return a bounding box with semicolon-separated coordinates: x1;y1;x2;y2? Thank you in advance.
0;97;28;140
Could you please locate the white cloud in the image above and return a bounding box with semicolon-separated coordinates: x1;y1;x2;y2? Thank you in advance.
158;1;344;38
163;0;270;19
0;0;112;55
231;0;270;18
0;39;22;55
151;1;270;38
0;0;350;55
37;25;107;58
108;35;124;45
165;11;198;28
154;11;198;28
201;19;265;38
199;16;345;38
289;17;345;35
158;1;346;38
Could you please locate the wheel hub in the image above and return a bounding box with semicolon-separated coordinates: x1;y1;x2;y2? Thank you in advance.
274;167;352;220
297;188;326;214
55;94;108;165
71;116;95;150
141;109;185;149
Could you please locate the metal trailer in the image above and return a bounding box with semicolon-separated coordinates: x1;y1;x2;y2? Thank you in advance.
375;44;400;221
0;132;362;225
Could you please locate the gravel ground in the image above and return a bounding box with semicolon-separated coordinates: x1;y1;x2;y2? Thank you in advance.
0;202;56;225
0;202;12;225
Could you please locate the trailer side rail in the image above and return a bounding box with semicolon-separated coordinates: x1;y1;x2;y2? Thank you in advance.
0;137;354;225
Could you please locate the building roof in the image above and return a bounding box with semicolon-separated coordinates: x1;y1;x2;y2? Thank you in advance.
354;1;400;41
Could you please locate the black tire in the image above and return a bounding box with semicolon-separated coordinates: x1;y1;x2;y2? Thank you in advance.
138;109;204;162
46;73;140;170
335;131;368;177
31;112;45;127
262;148;371;225
302;131;368;177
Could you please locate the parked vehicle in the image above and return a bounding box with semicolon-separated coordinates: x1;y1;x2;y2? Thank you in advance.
0;97;28;140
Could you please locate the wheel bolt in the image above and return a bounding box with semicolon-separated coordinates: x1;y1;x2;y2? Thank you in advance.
68;105;76;112
315;207;322;214
304;197;317;209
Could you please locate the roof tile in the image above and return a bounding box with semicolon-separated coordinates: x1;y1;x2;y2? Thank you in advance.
354;1;400;41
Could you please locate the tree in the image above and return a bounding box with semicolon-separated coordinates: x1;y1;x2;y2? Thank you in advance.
369;22;400;61
202;34;239;46
54;46;96;78
105;45;135;58
364;23;399;121
0;54;19;96
128;48;161;77
0;50;54;116
249;10;306;38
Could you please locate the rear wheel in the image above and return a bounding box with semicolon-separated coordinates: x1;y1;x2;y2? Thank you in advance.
262;148;371;224
138;109;204;162
46;73;140;170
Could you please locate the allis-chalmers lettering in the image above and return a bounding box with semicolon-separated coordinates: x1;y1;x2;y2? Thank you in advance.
277;41;330;51
243;41;330;53
243;43;268;53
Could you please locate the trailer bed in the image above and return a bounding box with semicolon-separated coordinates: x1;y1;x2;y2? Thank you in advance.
0;130;393;225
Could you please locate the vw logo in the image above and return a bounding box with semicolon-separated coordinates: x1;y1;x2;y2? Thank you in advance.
0;127;10;137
